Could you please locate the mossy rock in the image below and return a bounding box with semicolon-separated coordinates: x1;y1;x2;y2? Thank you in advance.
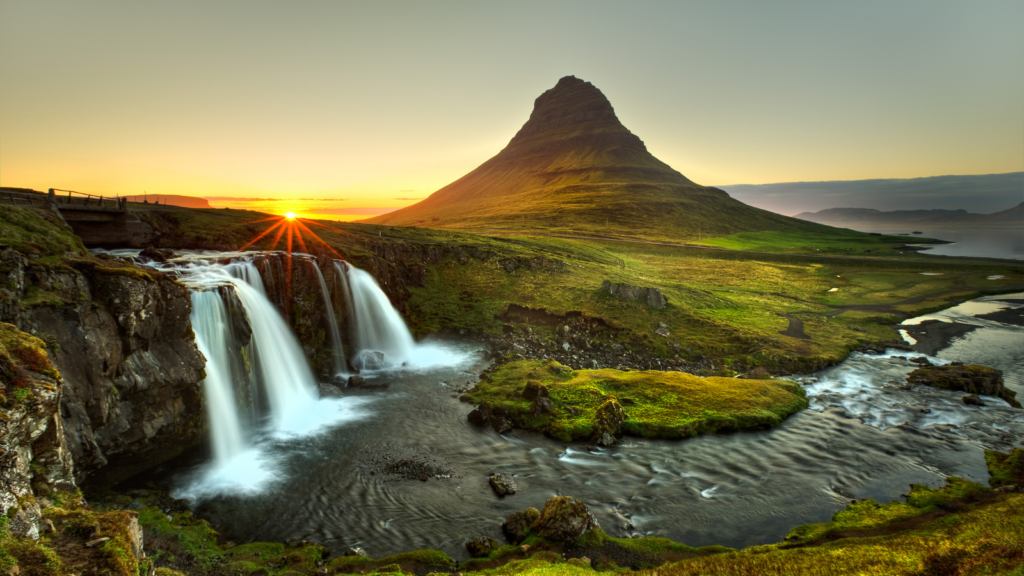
907;364;1021;408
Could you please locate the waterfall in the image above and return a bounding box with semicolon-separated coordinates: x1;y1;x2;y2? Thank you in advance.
228;279;319;431
345;266;416;370
311;260;346;377
190;290;246;466
227;260;267;296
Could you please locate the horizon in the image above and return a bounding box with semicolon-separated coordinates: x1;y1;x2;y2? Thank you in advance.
2;1;1022;220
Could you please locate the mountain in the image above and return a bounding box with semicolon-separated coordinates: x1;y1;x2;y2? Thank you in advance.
720;173;1024;216
123;194;211;208
365;76;827;241
794;202;1024;227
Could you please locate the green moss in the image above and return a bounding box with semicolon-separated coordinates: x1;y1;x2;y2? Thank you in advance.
905;477;990;511
984;449;1024;488
0;206;86;257
329;549;455;573
468;359;808;442
785;499;928;543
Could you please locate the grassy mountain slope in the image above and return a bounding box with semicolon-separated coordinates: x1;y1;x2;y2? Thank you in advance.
365;76;838;242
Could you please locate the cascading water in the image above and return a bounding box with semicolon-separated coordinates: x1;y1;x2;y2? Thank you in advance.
227;278;319;432
311;260;346;377
345;265;417;370
189;290;246;466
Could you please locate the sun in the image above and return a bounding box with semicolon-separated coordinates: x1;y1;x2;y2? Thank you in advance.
285;211;296;219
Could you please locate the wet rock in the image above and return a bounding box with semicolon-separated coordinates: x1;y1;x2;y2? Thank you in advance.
467;404;492;426
466;536;499;558
910;356;933;366
139;246;175;263
489;473;517;496
962;394;987;406
908;364;1020;408
533;496;599;543
522;380;549;400
344;547;367;557
318;382;344;398
348;375;366;387
502;507;541;544
490;416;512;434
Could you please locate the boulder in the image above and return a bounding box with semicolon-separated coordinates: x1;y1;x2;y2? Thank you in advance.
502;507;541;544
592;398;626;446
348;375;366;387
908;364;1020;408
533;496;599;543
522;380;549;400
601;280;668;309
489;473;518;496
962;394;986;406
466;536;499;558
318;383;344;398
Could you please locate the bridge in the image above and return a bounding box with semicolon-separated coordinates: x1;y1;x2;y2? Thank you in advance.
1;187;158;248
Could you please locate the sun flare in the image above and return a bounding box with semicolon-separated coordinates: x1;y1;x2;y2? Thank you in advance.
285;211;296;219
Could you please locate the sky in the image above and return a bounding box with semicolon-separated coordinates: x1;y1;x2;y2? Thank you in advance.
2;1;1022;220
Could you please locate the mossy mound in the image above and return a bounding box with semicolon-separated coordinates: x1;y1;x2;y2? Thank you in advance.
0;206;86;257
907;363;1021;408
466;359;808;442
986;448;1024;488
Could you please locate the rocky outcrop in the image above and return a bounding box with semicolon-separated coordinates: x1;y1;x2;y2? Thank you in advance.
465;536;499;558
602;280;667;309
0;323;75;537
0;248;206;485
908;364;1021;408
502;507;541;544
533;496;600;543
592;398;626;446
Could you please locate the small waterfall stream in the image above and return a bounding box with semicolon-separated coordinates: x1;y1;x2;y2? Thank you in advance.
345;266;416;370
189;290;246;465
311;261;346;377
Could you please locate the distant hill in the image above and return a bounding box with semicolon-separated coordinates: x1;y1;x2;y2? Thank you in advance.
364;76;830;241
795;202;1024;227
123;194;211;209
720;173;1024;216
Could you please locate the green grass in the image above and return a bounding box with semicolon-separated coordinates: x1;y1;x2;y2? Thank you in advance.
701;227;942;256
0;206;86;257
467;359;808;442
986;449;1024;488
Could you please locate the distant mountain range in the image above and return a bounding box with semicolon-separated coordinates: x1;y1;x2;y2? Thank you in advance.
364;76;832;242
123;194;211;208
720;173;1024;216
794;202;1023;227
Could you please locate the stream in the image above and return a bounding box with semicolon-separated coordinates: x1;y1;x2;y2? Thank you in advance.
157;282;1023;559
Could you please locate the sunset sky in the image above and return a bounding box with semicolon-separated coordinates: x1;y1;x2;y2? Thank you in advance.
2;1;1022;220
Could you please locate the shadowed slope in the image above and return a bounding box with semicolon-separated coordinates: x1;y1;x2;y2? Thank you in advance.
367;76;830;242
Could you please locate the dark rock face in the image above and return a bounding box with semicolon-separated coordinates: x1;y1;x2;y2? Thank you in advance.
0;249;206;485
489;473;517;496
533;496;599;543
502;507;540;544
465;536;499;558
908;364;1020;408
601;280;667;309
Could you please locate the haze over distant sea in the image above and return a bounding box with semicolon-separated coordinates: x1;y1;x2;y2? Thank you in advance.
719;172;1023;216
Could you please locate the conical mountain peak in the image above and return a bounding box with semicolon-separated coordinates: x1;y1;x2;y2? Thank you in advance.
505;76;647;154
366;77;815;242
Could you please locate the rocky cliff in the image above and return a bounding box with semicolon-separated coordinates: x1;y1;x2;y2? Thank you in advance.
0;208;207;494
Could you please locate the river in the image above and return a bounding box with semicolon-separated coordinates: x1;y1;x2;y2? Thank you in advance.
160;291;1023;559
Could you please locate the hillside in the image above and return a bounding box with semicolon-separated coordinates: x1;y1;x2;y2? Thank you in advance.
795;201;1024;227
122;194;211;208
365;76;832;242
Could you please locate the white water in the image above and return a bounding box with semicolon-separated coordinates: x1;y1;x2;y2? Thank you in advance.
311;260;346;377
228;279;319;432
345;266;417;370
189;290;246;466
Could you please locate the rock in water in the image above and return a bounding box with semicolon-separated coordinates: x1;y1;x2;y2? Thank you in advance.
465;536;499;558
489;473;518;496
908;364;1020;408
533;496;599;543
502;507;541;544
592;398;626;446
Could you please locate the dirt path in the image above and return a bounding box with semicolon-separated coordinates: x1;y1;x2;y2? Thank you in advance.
778;314;810;339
